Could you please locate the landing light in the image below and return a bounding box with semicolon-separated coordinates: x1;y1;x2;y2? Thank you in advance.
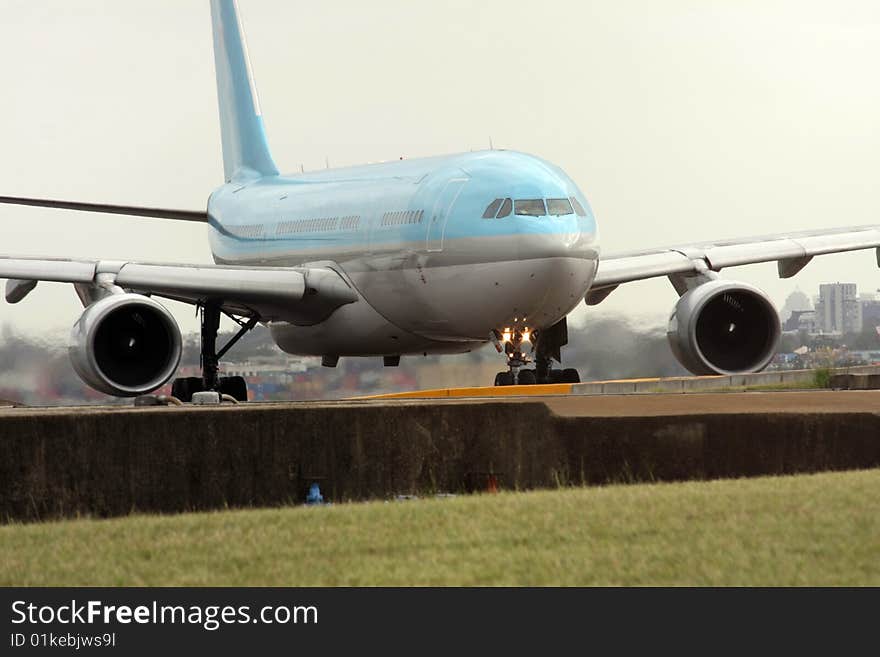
502;329;512;343
522;329;531;343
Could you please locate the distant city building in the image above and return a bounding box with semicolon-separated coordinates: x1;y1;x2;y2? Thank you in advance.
814;283;862;335
782;309;817;333
849;349;880;364
779;289;812;323
861;292;880;333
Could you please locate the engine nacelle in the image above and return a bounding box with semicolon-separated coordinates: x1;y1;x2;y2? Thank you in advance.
667;280;781;376
69;294;182;397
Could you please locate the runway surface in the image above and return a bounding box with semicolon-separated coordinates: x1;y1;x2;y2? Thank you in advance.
542;389;880;417
352;388;880;417
1;388;879;418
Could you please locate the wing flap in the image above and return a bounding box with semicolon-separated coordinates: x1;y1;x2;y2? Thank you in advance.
115;264;306;304
592;251;695;288
791;229;880;256
703;239;805;270
0;257;358;323
594;225;880;292
0;258;96;283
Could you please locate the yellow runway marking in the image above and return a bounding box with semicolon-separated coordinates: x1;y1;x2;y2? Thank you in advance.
359;383;573;400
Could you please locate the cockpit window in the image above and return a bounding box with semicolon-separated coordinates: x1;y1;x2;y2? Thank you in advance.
570;197;588;217
482;199;503;219
547;198;573;216
514;199;546;217
496;198;512;218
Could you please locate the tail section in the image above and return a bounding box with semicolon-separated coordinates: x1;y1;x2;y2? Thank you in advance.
210;0;279;182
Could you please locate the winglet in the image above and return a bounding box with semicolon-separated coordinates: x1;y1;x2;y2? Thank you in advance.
210;0;279;182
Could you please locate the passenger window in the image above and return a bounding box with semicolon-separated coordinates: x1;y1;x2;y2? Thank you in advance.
482;199;503;219
570;197;587;217
514;199;546;217
496;198;512;218
547;198;573;216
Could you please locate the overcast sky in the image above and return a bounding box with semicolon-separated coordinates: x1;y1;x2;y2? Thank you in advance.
1;0;879;339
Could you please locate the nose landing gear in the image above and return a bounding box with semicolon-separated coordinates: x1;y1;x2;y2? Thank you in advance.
492;327;533;385
492;318;580;386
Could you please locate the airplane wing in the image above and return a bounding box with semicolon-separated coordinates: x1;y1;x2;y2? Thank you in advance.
0;256;359;324
0;195;208;222
0;196;360;324
588;224;880;304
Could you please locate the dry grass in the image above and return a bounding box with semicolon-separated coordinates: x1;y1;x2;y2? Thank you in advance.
1;469;878;586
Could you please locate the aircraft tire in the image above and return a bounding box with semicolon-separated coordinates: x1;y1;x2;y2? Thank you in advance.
518;369;537;385
562;368;580;384
171;376;203;403
218;375;249;402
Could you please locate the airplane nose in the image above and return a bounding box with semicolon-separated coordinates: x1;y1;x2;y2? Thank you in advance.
512;215;594;260
498;219;598;328
493;250;596;330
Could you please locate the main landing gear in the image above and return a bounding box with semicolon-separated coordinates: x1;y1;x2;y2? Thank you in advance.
170;301;258;402
492;318;580;386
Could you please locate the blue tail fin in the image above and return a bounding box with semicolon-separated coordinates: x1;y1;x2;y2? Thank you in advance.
210;0;279;182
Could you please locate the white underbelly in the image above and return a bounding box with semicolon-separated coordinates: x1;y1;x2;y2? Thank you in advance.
351;255;598;341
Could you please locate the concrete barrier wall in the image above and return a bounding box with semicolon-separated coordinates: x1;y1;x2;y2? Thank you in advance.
830;373;880;390
2;401;879;523
572;365;880;395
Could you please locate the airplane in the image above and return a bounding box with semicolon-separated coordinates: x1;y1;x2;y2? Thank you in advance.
1;0;879;402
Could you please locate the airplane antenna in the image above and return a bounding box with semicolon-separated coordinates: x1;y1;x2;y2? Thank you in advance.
300;164;304;173
325;156;330;169
489;136;494;150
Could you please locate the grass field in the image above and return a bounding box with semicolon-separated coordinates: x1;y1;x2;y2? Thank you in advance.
2;469;878;586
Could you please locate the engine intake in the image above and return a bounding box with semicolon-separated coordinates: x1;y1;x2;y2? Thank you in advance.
69;294;182;396
667;280;780;376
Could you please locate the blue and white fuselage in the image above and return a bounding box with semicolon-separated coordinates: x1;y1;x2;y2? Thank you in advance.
207;149;599;357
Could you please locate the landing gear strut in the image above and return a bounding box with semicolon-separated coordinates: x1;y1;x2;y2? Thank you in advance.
492;318;580;386
171;302;259;402
492;327;532;386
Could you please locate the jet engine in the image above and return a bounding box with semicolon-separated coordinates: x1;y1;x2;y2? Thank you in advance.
69;293;182;396
667;279;780;375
